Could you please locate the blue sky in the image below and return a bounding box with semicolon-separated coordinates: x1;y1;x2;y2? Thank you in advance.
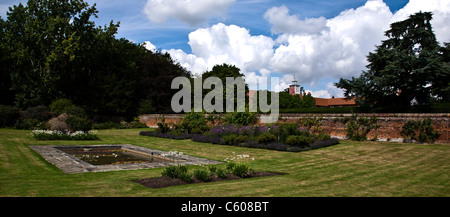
2;0;449;98
86;0;409;52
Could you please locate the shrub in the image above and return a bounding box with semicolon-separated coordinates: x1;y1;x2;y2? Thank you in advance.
0;105;19;127
232;164;251;178
14;119;41;130
225;161;236;172
234;135;249;144
178;171;193;183
256;132;276;144
285;135;312;147
47;113;70;131
215;168;227;179
223;134;237;145
193;167;211;182
338;113;379;141
181;111;207;134
401;119;440;143
66;116;92;132
161;165;188;179
224;111;257;126
49;99;73;115
23;105;53;121
63;105;87;118
137;99;156;115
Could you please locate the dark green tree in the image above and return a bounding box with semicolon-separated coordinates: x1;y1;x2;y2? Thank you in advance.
3;0;101;108
201;64;249;112
336;12;449;108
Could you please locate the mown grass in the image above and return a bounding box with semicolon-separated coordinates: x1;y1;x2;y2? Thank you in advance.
0;128;449;197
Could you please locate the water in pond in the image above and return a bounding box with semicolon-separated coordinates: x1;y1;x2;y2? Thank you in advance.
56;146;172;165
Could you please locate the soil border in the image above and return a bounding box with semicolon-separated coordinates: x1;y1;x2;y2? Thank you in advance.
133;171;286;189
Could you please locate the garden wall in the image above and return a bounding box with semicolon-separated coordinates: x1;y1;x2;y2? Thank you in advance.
139;113;449;144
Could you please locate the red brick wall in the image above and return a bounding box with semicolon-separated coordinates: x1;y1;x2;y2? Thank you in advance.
139;113;449;144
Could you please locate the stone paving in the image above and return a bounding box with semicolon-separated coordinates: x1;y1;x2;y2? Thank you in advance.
30;144;222;174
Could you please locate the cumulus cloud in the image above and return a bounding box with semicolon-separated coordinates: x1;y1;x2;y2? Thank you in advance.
263;5;328;35
269;0;394;85
142;41;157;52
161;0;450;98
165;23;274;76
143;0;236;26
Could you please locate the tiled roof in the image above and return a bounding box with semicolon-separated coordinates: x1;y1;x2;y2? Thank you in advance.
314;97;357;107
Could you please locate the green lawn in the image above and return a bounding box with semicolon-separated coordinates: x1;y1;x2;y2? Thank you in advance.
0;128;449;197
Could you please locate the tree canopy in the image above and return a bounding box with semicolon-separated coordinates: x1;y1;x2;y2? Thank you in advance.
336;12;449;109
0;0;189;118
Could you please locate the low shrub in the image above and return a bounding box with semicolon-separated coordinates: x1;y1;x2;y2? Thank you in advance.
234;135;249;144
285;135;312;147
178;171;193;183
31;130;99;140
193;167;211;182
66;116;92;132
161;165;189;179
232;164;251;178
49;98;73;115
23;105;53;122
256;132;276;144
215;168;227;178
223;134;237;145
0;105;19;127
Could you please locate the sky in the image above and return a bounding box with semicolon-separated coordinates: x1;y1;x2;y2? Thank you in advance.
1;0;449;98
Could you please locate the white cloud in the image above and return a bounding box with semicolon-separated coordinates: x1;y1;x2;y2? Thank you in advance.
165;23;274;77
143;0;236;26
162;0;450;97
142;41;157;52
269;0;394;85
391;0;450;45
263;5;328;35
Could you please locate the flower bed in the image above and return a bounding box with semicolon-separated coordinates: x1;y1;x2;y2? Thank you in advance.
31;130;99;140
140;123;339;152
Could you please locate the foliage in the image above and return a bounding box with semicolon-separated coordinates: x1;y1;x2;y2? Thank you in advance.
156;115;170;133
1;0;190;116
401;119;441;143
161;164;189;179
215;168;227;179
180;111;207;133
299;114;324;133
193;167;211;182
338;113;379;141
285;135;312;147
0;105;19;127
23;105;53;122
31;129;98;140
137;99;156;115
201;64;249;112
256;132;277;145
49;99;74;116
336;12;450;108
223;111;257;126
65;116;92;132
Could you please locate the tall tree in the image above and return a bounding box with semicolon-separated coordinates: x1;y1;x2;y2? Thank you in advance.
201;64;249;112
336;12;448;108
3;0;100;108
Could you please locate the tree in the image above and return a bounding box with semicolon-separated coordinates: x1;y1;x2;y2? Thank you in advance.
336;12;449;108
201;64;249;112
138;52;191;114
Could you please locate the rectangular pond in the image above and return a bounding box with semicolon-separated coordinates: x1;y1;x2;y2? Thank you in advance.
55;146;172;165
30;144;222;174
